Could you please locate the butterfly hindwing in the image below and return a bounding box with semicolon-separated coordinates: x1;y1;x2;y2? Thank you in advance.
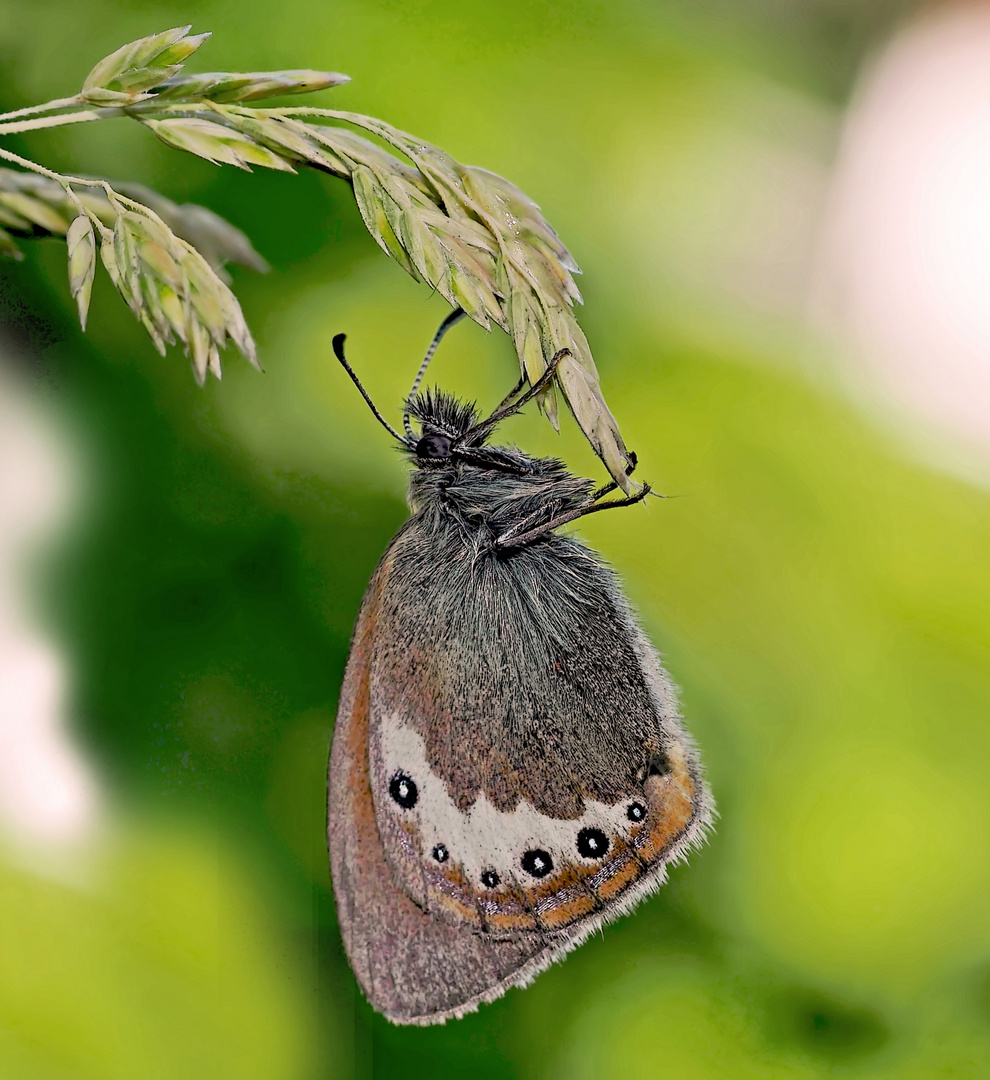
329;524;711;1023
329;552;561;1025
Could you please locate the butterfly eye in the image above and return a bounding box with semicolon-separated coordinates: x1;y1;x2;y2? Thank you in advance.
576;827;609;859
521;849;554;878
627;802;646;822
416;433;452;460
389;771;418;809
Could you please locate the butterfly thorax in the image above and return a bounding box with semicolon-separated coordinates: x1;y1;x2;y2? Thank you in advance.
407;458;592;535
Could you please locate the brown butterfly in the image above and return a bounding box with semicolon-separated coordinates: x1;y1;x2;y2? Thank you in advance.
328;313;713;1024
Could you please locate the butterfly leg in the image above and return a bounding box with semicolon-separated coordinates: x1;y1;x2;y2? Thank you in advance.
588;451;639;503
495;484;652;550
460;349;571;443
490;372;528;418
489;499;567;547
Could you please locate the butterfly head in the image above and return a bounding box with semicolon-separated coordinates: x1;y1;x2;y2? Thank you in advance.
404;389;534;473
405;389;481;453
331;327;594;521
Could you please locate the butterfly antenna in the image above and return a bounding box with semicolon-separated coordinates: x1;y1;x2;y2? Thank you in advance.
402;308;467;438
332;333;409;444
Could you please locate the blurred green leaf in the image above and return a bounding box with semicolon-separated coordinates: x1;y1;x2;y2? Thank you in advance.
0;224;22;260
0;829;322;1079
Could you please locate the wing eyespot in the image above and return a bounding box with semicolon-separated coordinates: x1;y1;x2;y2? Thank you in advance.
431;843;449;863
576;827;609;859
627;801;646;822
388;771;418;809
521;849;554;878
480;869;500;888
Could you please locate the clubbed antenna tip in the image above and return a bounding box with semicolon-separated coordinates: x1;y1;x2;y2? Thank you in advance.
332;332;408;444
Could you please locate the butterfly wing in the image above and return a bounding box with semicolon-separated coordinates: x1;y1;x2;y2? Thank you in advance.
328;550;555;1024
329;528;712;1025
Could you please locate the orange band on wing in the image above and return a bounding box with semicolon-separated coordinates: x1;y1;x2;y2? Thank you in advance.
410;739;700;937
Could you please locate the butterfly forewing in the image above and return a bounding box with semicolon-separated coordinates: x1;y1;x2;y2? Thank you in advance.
329;523;711;1023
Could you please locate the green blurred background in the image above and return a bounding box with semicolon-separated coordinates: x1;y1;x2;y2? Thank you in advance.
2;0;990;1076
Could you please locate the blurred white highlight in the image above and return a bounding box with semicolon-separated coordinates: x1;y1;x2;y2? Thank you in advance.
0;355;99;843
813;3;990;484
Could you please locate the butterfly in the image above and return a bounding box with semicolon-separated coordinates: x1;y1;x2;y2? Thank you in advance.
327;311;713;1025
